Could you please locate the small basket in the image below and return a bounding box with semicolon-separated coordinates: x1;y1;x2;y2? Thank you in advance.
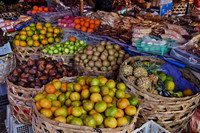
118;56;200;133
133;120;170;133
170;34;200;70
0;53;16;84
135;36;175;56
41;29;106;65
7;79;42;125
32;77;139;133
14;46;42;62
36;11;79;23
172;3;187;14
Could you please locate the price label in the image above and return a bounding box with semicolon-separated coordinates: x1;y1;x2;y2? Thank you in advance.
0;42;12;56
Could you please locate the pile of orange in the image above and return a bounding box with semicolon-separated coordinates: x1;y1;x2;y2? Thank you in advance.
31;6;49;14
74;17;101;33
34;76;138;129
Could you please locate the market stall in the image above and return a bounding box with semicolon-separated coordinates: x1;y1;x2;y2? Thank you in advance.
0;0;200;133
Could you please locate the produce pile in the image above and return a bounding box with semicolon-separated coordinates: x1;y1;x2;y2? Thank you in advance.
34;76;138;128
8;58;77;88
42;37;87;55
27;6;55;15
75;41;130;72
13;22;63;47
121;61;194;97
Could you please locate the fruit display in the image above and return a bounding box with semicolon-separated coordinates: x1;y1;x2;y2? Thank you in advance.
73;17;101;33
0;28;9;46
8;58;77;88
74;41;130;72
13;22;63;47
42;37;87;55
33;76;138;129
27;6;55;15
57;16;79;28
121;61;195;97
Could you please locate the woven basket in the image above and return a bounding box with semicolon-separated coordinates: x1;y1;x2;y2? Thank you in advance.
14;46;42;62
32;77;140;133
118;56;200;133
7;79;42;125
172;3;187;14
0;53;16;84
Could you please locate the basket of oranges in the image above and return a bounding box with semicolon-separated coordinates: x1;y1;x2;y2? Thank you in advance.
32;76;140;133
13;22;63;62
118;56;200;132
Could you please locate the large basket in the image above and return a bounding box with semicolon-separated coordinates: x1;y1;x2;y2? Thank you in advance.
41;29;106;65
0;53;16;84
14;46;42;62
7;79;42;125
118;56;200;133
32;77;139;133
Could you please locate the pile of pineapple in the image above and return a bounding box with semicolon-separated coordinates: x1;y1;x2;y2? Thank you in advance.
121;61;177;97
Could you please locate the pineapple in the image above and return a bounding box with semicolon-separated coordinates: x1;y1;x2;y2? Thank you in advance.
121;65;133;77
133;62;148;78
127;76;136;84
136;77;151;89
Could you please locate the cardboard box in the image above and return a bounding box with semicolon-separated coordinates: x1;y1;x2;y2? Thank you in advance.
150;2;173;16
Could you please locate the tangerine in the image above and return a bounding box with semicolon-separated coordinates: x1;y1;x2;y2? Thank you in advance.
45;84;56;94
80;21;85;26
89;24;95;29
40;109;52;118
75;24;81;29
53;81;62;90
183;89;194;96
117;117;128;127
54;107;68;117
125;105;137;116
55;116;67;123
114;109;124;118
35;101;41;111
104;117;117;128
40;98;52;109
81;26;87;32
32;10;37;14
94;101;107;113
52;100;61;107
87;28;93;33
51;106;58;113
90;93;102;103
90;19;95;24
95;20;101;25
103;95;112;103
69;36;76;42
61;83;67;92
85;17;90;22
117;98;129;109
33;6;38;10
84;22;90;28
74;19;81;24
67;106;73;115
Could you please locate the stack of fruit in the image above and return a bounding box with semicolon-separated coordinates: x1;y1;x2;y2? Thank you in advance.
75;41;130;72
13;22;63;47
8;58;77;88
57;16;79;28
42;37;87;55
34;76;138;129
27;6;55;15
121;61;195;97
73;17;101;33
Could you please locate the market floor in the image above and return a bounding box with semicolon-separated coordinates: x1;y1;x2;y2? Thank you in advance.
0;111;7;133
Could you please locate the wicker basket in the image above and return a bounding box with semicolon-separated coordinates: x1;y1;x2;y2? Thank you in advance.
14;46;42;62
118;56;200;133
172;3;187;14
7;79;42;125
0;53;16;84
32;77;139;133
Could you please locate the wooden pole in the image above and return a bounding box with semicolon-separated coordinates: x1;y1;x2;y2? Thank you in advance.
80;0;84;15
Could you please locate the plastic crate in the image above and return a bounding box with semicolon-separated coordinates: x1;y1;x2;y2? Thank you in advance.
5;105;33;133
133;120;170;133
135;36;175;56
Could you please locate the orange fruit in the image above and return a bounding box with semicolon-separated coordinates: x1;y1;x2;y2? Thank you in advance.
89;109;97;115
99;77;108;86
19;41;27;47
52;79;60;82
95;101;107;113
40;109;52;118
87;28;93;33
117;98;129;109
32;10;37;14
67;106;73;115
53;81;62;90
33;6;38;10
72;107;82;117
84;22;90;28
45;84;56;94
74;19;81;24
82;85;89;90
89;24;95;29
38;7;43;11
90;93;102;103
84;116;96;128
40;98;52;109
69;36;76;42
54;91;62;97
117;117;128;127
35;101;41;111
51;106;59;113
85;17;90;22
65;99;71;106
80;21;85;26
75;24;81;29
103;95;113;103
44;7;48;12
92;113;103;125
81;89;90;99
74;83;82;92
125;105;137;116
83;101;94;111
55;116;67;123
95;20;101;25
183;89;194;96
104;117;117;128
34;94;45;102
61;83;67;92
90;19;95;24
52;100;61;107
81;26;87;32
114;109;124;118
54;107;68;117
80;18;84;21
